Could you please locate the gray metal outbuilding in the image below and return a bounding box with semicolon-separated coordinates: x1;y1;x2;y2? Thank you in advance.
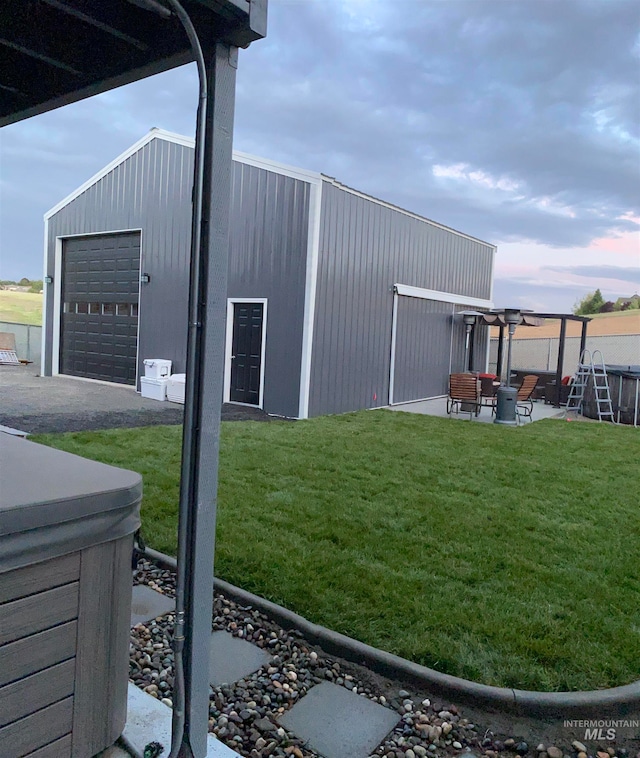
42;128;495;418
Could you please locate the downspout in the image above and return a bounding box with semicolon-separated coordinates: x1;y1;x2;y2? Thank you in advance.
388;286;398;405
162;4;208;756
125;2;208;756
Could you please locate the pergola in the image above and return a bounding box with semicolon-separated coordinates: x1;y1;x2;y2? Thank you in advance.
1;3;267;756
486;312;591;407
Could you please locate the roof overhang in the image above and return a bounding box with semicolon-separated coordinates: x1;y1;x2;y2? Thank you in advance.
0;0;267;127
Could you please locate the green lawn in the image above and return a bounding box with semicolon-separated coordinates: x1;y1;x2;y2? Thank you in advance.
33;411;640;692
0;290;42;325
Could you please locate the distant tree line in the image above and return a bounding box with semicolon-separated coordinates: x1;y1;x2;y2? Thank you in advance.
573;289;640;315
0;277;43;293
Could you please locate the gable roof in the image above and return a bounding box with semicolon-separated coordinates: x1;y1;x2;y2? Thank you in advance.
44;127;496;249
44;127;322;220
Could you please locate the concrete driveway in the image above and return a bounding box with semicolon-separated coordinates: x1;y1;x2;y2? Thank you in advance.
0;365;270;434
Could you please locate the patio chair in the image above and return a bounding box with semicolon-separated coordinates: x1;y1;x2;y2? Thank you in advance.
516;374;539;423
479;373;499;412
447;373;481;418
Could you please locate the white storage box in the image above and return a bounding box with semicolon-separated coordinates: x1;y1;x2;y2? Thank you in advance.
140;376;168;401
143;359;172;379
167;373;186;404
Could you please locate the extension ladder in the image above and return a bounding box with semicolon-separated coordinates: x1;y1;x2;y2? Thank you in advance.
565;349;615;422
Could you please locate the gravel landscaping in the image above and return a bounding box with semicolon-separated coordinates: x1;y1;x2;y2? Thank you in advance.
0;365;275;433
131;560;638;758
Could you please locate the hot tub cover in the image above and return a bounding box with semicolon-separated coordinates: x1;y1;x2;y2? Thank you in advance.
605;365;640;379
0;434;142;573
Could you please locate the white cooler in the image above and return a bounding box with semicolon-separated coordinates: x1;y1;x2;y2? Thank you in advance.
140;376;168;401
143;358;172;379
167;373;186;404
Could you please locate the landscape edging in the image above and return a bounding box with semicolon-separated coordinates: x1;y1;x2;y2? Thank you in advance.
143;546;640;719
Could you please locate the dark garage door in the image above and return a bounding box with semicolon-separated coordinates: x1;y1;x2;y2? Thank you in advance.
60;232;140;385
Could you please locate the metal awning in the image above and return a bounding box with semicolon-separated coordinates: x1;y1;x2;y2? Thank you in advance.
481;312;545;327
0;0;266;126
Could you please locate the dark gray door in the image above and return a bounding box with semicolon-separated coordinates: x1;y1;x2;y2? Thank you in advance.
60;233;140;385
230;303;264;405
393;297;453;402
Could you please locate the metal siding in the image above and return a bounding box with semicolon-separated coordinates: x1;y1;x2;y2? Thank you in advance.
46;139;192;384
393;298;454;402
450;308;468;375
227;163;309;417
471;321;489;373
45;138;309;417
309;182;494;416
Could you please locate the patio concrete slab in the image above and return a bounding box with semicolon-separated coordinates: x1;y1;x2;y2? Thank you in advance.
123;683;241;758
209;630;271;686
279;681;400;758
131;584;175;626
388;396;563;424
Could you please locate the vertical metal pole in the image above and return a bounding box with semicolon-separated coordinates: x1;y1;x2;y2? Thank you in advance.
388;289;398;405
579;318;588;360
469;323;475;372
180;41;237;758
505;324;515;388
496;324;504;380
555;317;567;408
617;375;623;424
464;327;470;372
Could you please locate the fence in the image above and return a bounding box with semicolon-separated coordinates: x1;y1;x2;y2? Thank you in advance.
489;334;640;377
0;321;41;370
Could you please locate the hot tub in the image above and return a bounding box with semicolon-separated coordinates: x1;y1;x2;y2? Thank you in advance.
0;434;141;757
582;364;640;426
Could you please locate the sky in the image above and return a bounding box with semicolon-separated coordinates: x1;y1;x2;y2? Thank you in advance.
1;0;639;312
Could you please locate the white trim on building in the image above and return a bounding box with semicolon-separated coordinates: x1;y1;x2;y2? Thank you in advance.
298;180;323;419
394;283;493;310
388;289;400;406
40;219;50;373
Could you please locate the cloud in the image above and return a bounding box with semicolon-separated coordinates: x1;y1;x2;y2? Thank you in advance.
1;0;638;292
492;278;590;313
232;0;639;249
543;265;640;286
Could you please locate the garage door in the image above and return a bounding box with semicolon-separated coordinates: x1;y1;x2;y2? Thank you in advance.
60;233;140;385
392;296;454;403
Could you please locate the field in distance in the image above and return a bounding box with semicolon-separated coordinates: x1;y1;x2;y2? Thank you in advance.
0;290;43;325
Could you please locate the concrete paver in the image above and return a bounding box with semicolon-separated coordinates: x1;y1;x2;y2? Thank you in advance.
124;683;241;758
131;584;175;626
279;681;401;758
209;630;271;686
